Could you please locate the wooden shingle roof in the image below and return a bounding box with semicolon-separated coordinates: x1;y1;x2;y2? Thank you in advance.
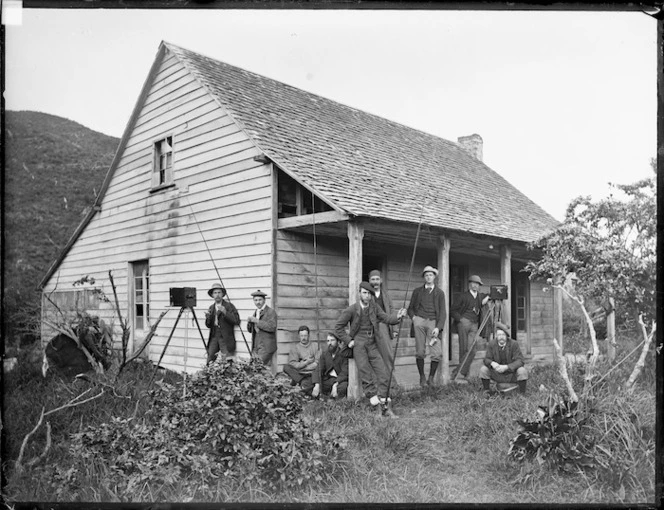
167;42;558;243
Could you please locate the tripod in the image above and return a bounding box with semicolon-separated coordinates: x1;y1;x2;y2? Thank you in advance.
149;306;208;385
453;298;505;381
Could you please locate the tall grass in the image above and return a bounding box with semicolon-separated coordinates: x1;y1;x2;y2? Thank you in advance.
3;334;656;504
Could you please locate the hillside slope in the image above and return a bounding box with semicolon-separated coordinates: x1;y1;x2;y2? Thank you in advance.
4;111;119;341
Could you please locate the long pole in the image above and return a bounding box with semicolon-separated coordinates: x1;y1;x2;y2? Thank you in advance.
384;196;428;406
185;197;254;357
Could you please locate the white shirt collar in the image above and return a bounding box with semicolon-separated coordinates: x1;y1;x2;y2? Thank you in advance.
469;290;478;298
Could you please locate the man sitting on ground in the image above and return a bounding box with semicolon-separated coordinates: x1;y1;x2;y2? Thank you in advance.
312;332;353;399
479;322;528;395
283;325;320;395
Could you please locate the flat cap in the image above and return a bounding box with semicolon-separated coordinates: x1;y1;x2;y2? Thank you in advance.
359;281;375;296
422;265;439;276
251;289;267;298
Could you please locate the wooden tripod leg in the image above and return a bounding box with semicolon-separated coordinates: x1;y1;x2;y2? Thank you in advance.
148;307;185;386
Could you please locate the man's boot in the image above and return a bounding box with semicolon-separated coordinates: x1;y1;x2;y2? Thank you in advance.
427;361;439;386
416;358;426;387
518;380;527;394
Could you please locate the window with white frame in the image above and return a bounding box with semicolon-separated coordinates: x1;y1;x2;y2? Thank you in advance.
152;136;174;189
131;260;150;331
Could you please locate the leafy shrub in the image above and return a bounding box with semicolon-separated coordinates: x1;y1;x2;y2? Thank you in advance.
69;357;345;498
508;394;594;473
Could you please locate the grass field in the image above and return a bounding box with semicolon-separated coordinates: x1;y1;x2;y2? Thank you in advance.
3;338;657;505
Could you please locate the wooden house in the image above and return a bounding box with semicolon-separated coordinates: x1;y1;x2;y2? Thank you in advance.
39;42;561;389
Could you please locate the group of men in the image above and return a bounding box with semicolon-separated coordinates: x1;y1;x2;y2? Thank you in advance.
204;266;528;411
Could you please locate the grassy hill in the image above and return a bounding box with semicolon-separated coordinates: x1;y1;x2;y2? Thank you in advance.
4;111;119;342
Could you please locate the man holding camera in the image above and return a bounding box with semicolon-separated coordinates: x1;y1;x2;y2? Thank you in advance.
451;274;490;383
205;283;240;363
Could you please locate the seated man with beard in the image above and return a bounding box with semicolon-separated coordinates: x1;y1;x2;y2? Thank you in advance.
312;332;353;399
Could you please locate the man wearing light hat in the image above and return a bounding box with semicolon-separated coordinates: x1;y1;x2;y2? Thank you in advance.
205;283;240;363
450;274;490;382
480;322;528;395
247;289;278;366
407;266;447;387
335;282;407;416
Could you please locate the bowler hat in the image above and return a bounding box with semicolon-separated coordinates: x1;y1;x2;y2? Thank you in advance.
495;322;511;335
359;281;375;296
422;265;439;276
208;283;227;297
468;275;483;285
368;269;381;279
251;289;268;298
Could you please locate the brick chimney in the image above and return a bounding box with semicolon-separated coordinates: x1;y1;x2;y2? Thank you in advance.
457;134;483;162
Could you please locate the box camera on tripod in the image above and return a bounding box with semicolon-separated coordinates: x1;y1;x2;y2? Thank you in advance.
169;287;197;308
489;285;508;300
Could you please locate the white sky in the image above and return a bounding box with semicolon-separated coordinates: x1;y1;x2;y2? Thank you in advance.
5;8;657;221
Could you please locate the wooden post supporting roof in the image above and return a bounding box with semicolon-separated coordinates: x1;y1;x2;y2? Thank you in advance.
436;234;451;385
347;221;364;400
500;245;512;334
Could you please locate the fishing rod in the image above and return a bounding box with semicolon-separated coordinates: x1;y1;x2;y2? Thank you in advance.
384;192;429;411
184;197;255;358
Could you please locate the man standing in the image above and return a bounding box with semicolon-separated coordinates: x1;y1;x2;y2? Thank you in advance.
335;282;407;417
247;289;278;366
451;275;490;383
312;332;353;399
480;322;528;395
368;269;399;387
407;266;447;387
283;325;320;394
204;283;239;364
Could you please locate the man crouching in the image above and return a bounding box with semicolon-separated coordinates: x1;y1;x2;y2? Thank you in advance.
479;322;528;396
312;332;353;399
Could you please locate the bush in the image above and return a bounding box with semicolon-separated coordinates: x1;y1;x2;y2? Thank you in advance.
67;357;345;499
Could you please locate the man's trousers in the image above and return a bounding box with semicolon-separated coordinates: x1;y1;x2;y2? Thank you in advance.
354;335;389;399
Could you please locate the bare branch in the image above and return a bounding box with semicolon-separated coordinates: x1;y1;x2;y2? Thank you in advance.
43;389;105;417
26;422;52;467
42;320;103;374
16;407;45;467
553;338;578;402
118;310;169;377
108;270;130;366
625;315;656;392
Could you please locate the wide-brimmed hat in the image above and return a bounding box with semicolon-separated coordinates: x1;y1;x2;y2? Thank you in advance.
495;322;511;335
468;275;483;285
208;283;226;297
251;289;268;298
368;269;382;279
422;265;439;276
359;281;376;296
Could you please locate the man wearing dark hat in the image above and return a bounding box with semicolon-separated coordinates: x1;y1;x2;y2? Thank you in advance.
407;266;447;387
480;322;528;395
247;289;278;366
283;325;320;394
368;269;399;387
312;331;353;399
335;282;407;416
451;275;490;383
205;283;240;363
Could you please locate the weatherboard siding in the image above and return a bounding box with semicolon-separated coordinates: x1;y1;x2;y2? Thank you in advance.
274;231;349;369
41;53;272;373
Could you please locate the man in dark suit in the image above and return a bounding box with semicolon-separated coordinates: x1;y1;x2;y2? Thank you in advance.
205;283;239;363
312;332;353;399
407;266;447;387
480;322;528;395
368;269;399;388
247;289;278;366
335;282;407;417
451;275;490;383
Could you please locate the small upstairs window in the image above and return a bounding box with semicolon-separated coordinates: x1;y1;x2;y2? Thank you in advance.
152;136;174;190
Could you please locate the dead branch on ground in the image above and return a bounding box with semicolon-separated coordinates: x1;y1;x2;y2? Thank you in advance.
117;310;169;377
